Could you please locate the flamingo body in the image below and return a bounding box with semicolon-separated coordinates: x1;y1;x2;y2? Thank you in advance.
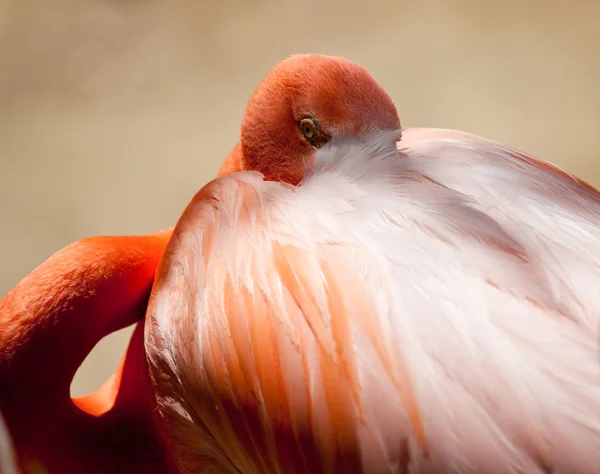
146;129;600;474
2;53;600;474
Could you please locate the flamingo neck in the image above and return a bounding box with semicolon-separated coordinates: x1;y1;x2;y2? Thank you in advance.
217;142;244;177
0;232;174;472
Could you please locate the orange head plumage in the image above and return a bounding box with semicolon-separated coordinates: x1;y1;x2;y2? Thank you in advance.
219;54;401;185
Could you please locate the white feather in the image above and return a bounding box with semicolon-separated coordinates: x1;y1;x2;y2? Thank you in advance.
146;128;600;474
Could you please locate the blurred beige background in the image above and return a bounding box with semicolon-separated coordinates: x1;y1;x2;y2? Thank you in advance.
1;0;599;397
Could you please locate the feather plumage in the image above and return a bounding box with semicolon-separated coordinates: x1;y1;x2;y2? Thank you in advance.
146;128;600;474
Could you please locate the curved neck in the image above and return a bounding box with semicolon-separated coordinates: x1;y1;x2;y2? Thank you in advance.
0;231;174;472
67;323;172;473
217;142;244;177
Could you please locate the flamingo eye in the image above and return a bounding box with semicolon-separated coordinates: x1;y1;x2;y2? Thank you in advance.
300;118;316;139
298;117;331;148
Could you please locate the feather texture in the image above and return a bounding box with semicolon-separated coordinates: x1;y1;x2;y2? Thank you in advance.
146;128;600;474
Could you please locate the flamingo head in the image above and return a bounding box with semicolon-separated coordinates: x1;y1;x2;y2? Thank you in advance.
220;54;401;185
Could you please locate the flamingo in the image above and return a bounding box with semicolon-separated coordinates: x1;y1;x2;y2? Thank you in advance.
144;55;600;474
1;54;599;473
0;54;400;473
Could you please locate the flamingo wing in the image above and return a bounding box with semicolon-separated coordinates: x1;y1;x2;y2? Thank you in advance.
146;130;600;474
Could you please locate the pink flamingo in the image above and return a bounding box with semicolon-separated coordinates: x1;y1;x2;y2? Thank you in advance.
146;55;600;473
1;54;599;473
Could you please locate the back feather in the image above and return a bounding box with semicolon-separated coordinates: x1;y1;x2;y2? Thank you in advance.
146;128;600;474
